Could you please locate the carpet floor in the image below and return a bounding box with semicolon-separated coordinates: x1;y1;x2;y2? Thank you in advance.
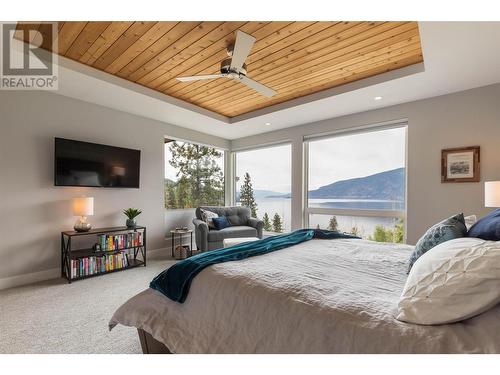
0;254;175;354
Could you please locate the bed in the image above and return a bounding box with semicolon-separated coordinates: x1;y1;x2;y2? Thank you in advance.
109;238;500;353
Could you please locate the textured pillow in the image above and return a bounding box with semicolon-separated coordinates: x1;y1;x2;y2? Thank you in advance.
212;216;229;230
200;208;219;229
468;208;500;240
408;213;467;272
397;237;500;325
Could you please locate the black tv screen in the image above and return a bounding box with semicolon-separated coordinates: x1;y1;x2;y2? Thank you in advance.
54;138;141;188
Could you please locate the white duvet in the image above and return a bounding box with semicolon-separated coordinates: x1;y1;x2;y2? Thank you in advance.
109;239;500;353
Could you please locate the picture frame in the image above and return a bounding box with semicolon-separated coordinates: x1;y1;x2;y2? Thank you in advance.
441;146;480;183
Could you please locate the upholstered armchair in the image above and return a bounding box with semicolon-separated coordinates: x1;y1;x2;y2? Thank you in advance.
193;206;264;251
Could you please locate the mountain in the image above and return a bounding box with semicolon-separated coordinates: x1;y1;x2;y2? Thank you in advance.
255;189;288;198
236;189;288;200
308;168;405;200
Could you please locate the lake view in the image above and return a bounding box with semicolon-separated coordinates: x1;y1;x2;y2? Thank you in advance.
252;197;403;238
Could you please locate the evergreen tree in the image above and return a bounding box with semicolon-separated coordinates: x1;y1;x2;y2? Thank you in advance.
272;213;283;233
351;225;359;237
393;218;405;243
176;177;192;209
369;225;393;242
168;141;224;208
239;172;257;217
262;212;272;231
164;180;177;209
367;219;404;243
328;216;338;231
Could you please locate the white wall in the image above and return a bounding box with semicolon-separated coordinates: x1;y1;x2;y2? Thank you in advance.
2;82;500;288
231;83;500;244
0;90;228;287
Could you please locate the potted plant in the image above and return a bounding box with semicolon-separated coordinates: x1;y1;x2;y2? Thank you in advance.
123;208;142;228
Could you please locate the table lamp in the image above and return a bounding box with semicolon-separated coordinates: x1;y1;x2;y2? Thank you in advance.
485;181;500;208
72;196;94;232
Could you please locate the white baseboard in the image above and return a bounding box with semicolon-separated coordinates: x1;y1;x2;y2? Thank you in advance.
0;247;172;291
0;267;60;291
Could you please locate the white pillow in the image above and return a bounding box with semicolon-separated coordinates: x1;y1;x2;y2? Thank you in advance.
200;209;218;229
397;237;500;325
464;214;477;230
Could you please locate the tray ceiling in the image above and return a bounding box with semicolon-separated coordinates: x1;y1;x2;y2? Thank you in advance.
16;21;423;118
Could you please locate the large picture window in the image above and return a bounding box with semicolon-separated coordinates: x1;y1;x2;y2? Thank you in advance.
164;140;225;209
234;144;292;233
306;125;406;242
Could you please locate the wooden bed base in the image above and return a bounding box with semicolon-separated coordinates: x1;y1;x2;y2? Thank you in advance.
137;329;172;354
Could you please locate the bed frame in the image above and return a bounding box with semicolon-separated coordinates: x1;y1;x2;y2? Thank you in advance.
137;329;172;354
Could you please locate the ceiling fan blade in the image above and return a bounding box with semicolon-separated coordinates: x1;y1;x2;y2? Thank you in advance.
230;31;256;71
240;76;277;97
176;74;226;82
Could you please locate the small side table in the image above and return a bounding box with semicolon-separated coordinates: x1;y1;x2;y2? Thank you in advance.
170;229;193;258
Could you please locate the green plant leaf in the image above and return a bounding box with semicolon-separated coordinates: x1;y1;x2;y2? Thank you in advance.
123;208;142;219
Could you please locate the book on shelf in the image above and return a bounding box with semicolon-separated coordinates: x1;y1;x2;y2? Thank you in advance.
69;250;131;279
97;231;143;251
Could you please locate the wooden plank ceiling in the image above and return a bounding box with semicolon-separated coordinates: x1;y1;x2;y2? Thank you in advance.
16;21;423;118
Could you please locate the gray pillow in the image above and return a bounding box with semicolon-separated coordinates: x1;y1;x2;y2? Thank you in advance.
408;213;467;272
200;208;219;229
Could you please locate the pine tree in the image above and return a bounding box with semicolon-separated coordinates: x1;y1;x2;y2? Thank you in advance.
239;172;257;217
176;177;192;209
393;218;405;243
367;219;404;243
164;180;177;209
351;225;359;237
328;216;338;231
369;225;393;242
262;213;272;231
168;141;224;208
272;213;283;233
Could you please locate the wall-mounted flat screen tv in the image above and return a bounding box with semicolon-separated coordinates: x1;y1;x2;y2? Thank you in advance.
54;138;141;188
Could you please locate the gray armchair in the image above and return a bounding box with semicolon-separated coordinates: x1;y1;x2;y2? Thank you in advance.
193;206;264;251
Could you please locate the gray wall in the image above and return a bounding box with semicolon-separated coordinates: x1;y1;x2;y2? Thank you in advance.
0;91;228;284
2;83;500;287
231;83;500;244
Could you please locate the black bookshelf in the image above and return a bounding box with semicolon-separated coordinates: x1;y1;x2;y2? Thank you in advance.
61;226;146;283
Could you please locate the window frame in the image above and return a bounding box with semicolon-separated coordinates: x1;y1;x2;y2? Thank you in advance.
231;142;293;232
303;123;408;242
164;138;227;210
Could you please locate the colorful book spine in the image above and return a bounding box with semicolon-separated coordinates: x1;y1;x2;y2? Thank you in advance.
70;250;133;280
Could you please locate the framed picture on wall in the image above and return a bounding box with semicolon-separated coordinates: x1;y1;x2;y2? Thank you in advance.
441;146;480;183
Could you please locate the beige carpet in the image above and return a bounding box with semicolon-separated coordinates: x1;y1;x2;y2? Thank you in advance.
0;253;175;354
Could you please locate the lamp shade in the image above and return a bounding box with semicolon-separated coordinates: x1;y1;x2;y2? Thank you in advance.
72;197;94;216
485;181;500;207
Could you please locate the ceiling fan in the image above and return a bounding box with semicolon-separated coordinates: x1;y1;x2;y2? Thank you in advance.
176;30;277;97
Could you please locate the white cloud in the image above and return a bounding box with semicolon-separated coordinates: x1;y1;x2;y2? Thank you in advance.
235;144;292;193
308;127;406;190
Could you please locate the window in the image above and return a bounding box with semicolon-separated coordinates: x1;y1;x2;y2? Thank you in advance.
234;144;291;233
308;214;404;242
305;125;406;242
164;140;225;209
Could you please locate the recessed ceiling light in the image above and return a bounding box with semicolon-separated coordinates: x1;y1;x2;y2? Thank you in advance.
265;122;271;126
374;96;383;101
